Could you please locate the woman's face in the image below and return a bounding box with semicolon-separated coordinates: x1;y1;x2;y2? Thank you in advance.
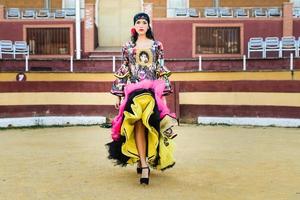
134;19;148;35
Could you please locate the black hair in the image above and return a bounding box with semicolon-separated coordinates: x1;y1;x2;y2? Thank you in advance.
133;13;150;24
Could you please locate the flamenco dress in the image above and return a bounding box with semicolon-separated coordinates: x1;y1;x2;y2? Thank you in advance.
106;41;177;170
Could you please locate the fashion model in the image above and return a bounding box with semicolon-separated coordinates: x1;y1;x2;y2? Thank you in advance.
106;12;177;185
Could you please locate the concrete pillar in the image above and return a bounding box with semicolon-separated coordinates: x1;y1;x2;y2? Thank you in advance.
84;3;95;53
283;2;293;36
0;5;5;21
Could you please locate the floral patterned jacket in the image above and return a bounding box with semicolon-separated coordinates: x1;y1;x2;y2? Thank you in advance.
111;40;172;97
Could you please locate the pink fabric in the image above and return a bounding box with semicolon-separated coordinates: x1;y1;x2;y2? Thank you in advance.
111;79;176;141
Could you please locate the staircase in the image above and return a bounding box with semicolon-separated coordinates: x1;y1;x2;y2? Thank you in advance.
89;46;122;60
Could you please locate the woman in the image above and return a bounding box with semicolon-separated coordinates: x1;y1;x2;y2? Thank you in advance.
106;12;177;185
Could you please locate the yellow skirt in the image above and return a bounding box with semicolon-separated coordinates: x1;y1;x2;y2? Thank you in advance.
107;89;177;170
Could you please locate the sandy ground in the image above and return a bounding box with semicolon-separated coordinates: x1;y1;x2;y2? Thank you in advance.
0;125;300;200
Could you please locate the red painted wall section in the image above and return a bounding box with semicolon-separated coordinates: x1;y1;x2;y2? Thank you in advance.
293;20;300;38
153;19;286;59
153;20;193;59
0;22;24;41
0;20;75;41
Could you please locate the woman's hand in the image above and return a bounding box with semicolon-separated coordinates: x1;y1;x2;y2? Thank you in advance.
115;96;122;110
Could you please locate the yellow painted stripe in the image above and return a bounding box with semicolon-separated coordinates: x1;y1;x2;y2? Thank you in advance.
0;92;116;106
179;92;300;107
1;92;299;107
0;71;298;82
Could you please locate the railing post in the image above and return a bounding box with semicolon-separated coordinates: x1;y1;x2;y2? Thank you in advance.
112;56;116;72
243;55;247;71
290;53;294;71
70;56;73;72
25;55;29;72
198;55;202;71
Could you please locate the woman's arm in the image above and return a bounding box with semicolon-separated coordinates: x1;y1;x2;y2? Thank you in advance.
111;43;131;98
156;41;172;96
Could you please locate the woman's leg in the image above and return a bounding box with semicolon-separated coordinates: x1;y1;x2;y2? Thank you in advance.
134;120;150;183
134;120;147;168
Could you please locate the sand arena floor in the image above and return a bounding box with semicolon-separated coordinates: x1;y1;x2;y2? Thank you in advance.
0;125;300;200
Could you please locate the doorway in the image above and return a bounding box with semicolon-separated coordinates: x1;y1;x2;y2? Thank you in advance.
98;0;141;47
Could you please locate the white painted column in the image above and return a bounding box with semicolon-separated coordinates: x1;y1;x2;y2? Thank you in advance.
198;55;202;71
113;56;116;72
290;53;294;71
243;55;247;71
75;0;81;59
70;56;74;72
25;55;29;72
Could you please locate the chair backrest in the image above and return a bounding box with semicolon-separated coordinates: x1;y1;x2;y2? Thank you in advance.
248;37;264;49
253;8;267;17
281;36;296;49
188;8;199;17
65;8;76;17
14;41;28;51
204;8;218;17
220;8;233;17
265;37;280;48
235;8;249;18
0;40;13;51
7;8;20;19
37;9;50;18
55;10;66;18
293;8;300;17
268;8;281;17
22;9;35;19
175;8;188;17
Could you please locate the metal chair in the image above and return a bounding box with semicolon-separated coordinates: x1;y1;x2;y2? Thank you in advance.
36;9;50;18
22;9;36;19
6;8;20;19
204;8;219;18
188;8;199;17
265;37;280;58
234;8;249;18
219;8;233;18
253;8;267;17
0;40;14;58
248;37;265;58
280;36;298;57
293;8;300;18
174;8;188;17
267;8;282;17
55;10;66;18
14;41;29;59
65;8;76;18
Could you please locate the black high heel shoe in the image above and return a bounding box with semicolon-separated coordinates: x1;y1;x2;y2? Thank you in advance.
140;167;150;185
